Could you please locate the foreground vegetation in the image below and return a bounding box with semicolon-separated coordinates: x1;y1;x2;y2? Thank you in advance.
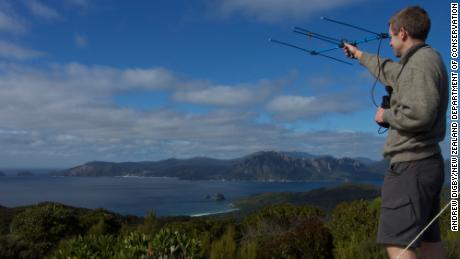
0;185;458;259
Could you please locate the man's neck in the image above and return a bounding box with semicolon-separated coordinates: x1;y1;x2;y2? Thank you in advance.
401;39;425;56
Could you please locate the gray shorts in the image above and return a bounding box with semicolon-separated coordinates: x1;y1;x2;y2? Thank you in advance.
377;153;445;248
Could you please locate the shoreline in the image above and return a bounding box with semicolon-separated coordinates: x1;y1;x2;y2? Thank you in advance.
190;208;240;217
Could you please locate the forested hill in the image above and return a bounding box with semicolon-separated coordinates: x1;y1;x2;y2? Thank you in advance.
51;151;388;181
232;183;381;213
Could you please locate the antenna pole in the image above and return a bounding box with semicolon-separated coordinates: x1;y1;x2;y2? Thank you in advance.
294;27;343;44
269;38;352;65
315;35;387;54
269;38;315;54
293;30;342;46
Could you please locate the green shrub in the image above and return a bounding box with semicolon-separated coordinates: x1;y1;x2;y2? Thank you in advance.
53;229;201;259
242;204;324;244
196;231;212;258
258;216;333;259
162;217;236;258
79;208;121;235
9;203;80;256
240;204;330;259
117;232;154;259
209;226;237;259
151;228;201;259
333;234;386;259
52;234;117;259
244;204;324;229
238;240;257;259
0;235;37;259
164;217;235;241
328;198;385;259
138;210;160;235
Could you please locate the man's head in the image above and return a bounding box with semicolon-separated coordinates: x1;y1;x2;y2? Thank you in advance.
388;6;430;57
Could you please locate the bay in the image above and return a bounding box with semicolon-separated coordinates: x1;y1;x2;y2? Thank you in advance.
0;175;382;217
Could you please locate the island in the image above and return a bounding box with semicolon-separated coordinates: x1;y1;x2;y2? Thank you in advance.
205;193;226;201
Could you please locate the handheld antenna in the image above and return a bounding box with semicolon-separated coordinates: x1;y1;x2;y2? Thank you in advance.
268;17;388;65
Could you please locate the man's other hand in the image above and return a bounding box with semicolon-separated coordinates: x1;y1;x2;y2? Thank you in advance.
375;107;386;124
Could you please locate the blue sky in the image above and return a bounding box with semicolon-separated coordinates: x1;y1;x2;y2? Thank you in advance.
0;0;451;168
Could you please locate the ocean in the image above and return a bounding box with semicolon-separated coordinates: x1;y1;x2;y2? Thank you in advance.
0;174;382;217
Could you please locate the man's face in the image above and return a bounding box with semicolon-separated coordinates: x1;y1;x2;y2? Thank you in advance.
389;25;404;57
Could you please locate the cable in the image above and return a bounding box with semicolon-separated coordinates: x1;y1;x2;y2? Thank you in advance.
371;38;382;108
372;38;388;134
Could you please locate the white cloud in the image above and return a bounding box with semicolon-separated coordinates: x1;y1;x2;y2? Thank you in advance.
173;78;285;107
0;40;44;60
122;68;176;90
0;4;26;33
267;93;362;120
174;86;254;106
268;95;316;111
209;0;368;22
306;75;336;92
46;63;176;93
0;61;388;167
24;0;60;20
0;128;28;135
74;33;87;48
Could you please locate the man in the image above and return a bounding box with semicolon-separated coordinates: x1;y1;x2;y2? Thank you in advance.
343;6;448;259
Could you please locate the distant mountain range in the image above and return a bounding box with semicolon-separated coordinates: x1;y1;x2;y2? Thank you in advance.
50;151;390;181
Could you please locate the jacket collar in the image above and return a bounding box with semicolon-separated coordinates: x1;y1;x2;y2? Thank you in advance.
399;43;428;64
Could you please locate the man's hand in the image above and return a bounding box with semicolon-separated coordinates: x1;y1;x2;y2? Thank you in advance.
343;43;363;60
375;107;385;124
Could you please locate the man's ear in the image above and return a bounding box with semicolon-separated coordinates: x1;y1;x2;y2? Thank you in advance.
399;27;409;41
